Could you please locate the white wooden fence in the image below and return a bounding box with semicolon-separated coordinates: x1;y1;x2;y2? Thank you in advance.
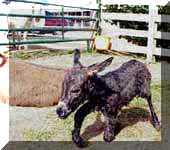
102;4;170;62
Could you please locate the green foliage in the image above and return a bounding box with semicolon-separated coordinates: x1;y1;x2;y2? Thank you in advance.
104;4;170;14
158;5;170;14
103;5;149;14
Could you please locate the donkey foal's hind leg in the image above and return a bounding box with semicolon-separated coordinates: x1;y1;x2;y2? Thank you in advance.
140;79;160;131
103;116;117;142
146;95;160;131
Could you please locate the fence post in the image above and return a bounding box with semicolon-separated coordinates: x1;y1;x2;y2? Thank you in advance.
96;0;102;35
61;5;64;40
87;40;90;51
147;4;158;63
81;10;83;28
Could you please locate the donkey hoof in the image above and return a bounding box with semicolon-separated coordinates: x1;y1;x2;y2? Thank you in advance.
152;118;161;131
154;122;161;131
103;131;115;143
72;135;87;148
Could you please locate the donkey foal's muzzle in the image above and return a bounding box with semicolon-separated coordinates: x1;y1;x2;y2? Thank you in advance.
56;101;71;119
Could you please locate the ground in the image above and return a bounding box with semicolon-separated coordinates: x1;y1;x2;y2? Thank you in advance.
10;51;164;145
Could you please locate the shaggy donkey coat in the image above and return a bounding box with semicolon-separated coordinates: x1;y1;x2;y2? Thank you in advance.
56;49;160;147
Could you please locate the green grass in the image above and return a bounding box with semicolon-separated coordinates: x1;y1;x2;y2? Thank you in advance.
23;112;75;141
21;71;163;142
22;81;162;141
130;82;161;108
23;129;55;141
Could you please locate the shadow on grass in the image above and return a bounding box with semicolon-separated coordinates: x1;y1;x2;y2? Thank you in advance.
81;107;150;142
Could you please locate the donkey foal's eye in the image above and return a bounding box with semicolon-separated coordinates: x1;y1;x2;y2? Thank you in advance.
72;89;80;93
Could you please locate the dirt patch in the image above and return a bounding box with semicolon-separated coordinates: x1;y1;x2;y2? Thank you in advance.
10;60;65;107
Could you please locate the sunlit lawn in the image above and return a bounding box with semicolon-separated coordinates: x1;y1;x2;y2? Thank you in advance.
23;82;163;142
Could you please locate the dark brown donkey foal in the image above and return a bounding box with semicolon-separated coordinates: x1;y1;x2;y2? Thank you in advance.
56;49;160;147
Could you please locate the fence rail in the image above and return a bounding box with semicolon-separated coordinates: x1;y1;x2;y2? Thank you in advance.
0;38;94;45
3;0;99;11
111;29;148;38
102;5;170;62
0;13;98;21
0;27;97;32
103;13;170;23
103;13;149;22
0;0;100;50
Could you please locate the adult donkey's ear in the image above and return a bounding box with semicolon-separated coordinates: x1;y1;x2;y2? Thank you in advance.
73;49;83;68
87;57;113;76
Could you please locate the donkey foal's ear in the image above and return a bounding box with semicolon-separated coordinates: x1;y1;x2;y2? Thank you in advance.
87;57;113;75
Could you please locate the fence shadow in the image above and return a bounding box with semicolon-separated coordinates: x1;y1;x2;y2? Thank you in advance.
81;107;150;142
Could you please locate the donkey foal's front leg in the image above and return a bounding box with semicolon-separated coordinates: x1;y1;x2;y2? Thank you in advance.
102;105;118;143
103;116;117;142
72;102;94;147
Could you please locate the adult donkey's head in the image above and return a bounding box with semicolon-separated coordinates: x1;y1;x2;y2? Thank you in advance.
56;49;113;119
